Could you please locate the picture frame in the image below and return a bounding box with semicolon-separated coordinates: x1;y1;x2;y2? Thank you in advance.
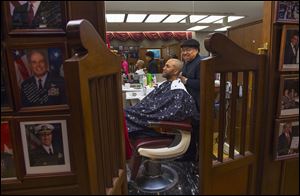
1;120;17;181
279;25;299;71
274;1;299;23
277;75;299;118
1;43;14;113
7;42;69;112
19;118;71;175
274;118;299;161
4;1;66;35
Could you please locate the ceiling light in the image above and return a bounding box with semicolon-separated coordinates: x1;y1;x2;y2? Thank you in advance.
189;15;208;23
198;15;225;23
126;14;147;23
228;16;245;22
163;15;188;23
145;14;168;23
179;19;186;23
214;26;231;31
213;19;223;24
106;14;125;23
187;26;209;31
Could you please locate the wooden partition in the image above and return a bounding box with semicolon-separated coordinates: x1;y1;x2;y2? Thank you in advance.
63;19;126;194
198;33;266;194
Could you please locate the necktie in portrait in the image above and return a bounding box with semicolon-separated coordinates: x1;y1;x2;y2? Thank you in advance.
49;147;53;155
28;3;34;25
38;79;43;89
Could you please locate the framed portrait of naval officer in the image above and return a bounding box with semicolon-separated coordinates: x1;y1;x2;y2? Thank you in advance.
7;42;68;112
19;118;71;175
4;1;66;35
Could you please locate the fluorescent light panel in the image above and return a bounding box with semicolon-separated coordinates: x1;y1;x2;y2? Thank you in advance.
189;15;208;23
106;14;125;23
179;19;186;23
198;15;225;23
214;16;245;24
228;16;244;22
187;26;209;31
126;14;147;23
145;14;168;23
163;15;187;23
214;26;231;31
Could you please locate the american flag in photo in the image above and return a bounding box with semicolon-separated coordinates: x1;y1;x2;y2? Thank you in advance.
48;48;64;77
13;50;31;87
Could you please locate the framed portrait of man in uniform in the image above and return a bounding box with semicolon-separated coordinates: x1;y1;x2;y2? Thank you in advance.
279;25;299;71
7;42;68;112
274;118;299;161
19;118;71;174
277;75;299;118
1;121;17;181
4;1;66;35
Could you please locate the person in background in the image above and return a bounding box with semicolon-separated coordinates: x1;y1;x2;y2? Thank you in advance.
134;59;145;75
178;39;202;161
121;55;129;75
145;51;158;74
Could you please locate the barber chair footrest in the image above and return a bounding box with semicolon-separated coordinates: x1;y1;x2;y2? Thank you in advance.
135;165;178;193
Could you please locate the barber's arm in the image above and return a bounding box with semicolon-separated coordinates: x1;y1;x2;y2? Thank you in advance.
179;70;200;90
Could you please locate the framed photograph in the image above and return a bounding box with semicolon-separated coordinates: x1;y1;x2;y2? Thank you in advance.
7;42;68;111
4;1;66;35
1;43;13;112
1;121;17;181
275;1;299;23
19;119;71;175
279;25;299;71
277;75;299;118
274;118;299;160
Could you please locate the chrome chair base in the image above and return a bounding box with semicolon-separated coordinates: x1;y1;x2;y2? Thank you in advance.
135;164;178;193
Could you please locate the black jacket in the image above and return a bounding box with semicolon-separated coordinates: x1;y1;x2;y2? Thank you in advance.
12;1;63;29
182;54;201;111
147;59;158;74
21;72;66;107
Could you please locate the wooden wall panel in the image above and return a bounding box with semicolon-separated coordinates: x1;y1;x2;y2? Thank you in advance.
228;20;263;54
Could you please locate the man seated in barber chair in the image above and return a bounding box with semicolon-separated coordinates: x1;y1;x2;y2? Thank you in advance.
124;58;199;183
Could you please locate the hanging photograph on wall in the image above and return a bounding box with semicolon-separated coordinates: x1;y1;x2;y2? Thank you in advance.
275;1;299;23
19;119;71;175
1;121;17;181
274;118;299;160
4;1;66;35
7;42;68;111
279;25;299;71
277;75;299;118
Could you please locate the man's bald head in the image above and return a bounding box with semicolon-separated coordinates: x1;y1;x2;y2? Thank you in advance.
162;58;184;80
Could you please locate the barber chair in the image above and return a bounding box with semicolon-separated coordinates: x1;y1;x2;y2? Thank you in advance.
130;120;193;193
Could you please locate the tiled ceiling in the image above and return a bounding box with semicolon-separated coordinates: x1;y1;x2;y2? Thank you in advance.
105;1;264;32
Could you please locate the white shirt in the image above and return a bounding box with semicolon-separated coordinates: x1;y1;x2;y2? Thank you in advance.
42;144;54;155
29;1;41;16
35;73;48;88
135;69;145;75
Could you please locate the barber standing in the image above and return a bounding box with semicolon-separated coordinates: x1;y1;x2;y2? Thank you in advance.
179;39;201;112
178;39;201;161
